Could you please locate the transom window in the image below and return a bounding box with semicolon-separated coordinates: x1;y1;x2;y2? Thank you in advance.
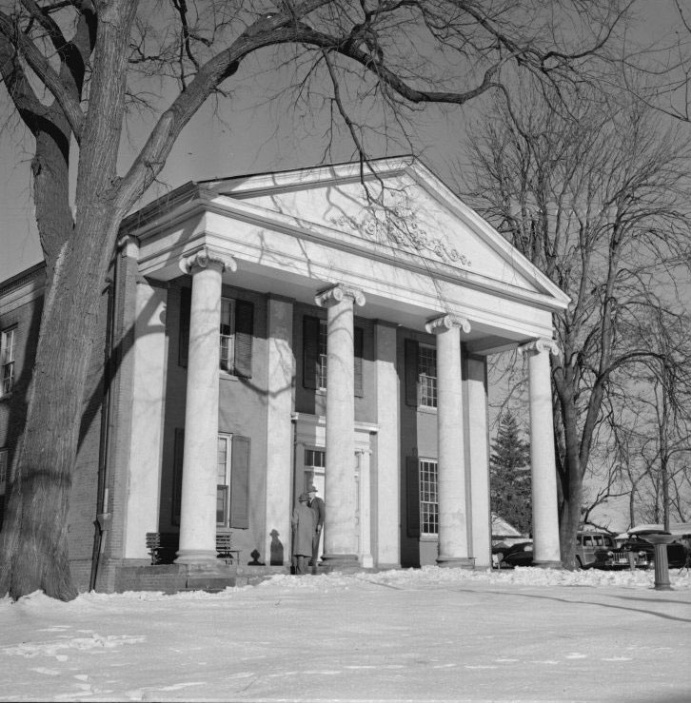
305;448;326;468
418;344;437;408
219;298;235;373
217;434;232;526
419;459;438;535
1;327;16;397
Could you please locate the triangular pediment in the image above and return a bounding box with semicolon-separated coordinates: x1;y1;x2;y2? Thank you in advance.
206;158;568;309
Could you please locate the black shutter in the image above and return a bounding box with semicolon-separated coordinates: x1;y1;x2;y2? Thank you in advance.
404;338;419;407
178;287;191;368
354;326;364;398
172;428;185;526
230;435;251;529
406;456;420;538
234;300;254;379
303;315;320;390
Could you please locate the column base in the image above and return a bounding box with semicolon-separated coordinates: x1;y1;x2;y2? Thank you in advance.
175;550;218;565
320;553;360;570
436;556;475;569
533;560;562;569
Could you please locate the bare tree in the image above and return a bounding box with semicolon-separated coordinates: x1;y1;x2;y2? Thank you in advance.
463;83;691;567
0;1;631;600
606;310;691;528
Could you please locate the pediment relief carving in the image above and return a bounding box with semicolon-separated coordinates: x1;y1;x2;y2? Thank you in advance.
329;197;472;268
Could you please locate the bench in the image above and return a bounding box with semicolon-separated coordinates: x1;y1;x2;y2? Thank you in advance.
215;532;242;564
145;532;241;565
146;532;179;565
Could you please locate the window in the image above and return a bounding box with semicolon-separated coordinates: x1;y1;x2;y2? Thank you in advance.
0;449;8;530
304;448;326;469
317;321;328;389
303;315;364;396
418;345;437;408
172;430;250;529
217;434;232;526
178;289;253;377
219;297;254;378
1;327;16;396
304;448;326;493
404;339;437;409
419;459;438;535
219;299;236;374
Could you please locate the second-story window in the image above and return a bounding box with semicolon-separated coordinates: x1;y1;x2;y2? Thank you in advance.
418;344;437;408
1;327;16;397
303;315;364;396
219;299;236;374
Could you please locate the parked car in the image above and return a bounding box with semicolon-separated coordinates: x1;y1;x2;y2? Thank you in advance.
500;541;534;568
592;530;688;570
575;530;617;569
492;542;519;569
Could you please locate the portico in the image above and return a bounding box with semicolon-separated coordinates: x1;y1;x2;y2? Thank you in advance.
110;156;569;582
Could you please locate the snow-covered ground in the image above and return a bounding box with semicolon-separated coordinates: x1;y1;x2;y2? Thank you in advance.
1;566;690;702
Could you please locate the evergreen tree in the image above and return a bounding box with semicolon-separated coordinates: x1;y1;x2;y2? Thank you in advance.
490;413;532;534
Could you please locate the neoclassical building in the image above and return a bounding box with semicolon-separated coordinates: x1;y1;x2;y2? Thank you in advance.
0;157;568;592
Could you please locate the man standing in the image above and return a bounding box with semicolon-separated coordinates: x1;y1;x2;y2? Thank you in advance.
307;485;325;574
291;493;315;575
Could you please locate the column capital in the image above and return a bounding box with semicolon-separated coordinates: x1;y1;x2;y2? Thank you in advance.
425;314;471;335
118;234;139;259
178;246;237;276
315;284;366;308
518;338;560;356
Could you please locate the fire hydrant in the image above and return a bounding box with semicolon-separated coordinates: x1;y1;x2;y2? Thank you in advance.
646;534;674;591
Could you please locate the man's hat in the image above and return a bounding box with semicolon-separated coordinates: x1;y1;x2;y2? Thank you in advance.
307;486;318;493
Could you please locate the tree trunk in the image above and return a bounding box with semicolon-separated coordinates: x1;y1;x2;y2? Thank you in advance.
0;203;120;600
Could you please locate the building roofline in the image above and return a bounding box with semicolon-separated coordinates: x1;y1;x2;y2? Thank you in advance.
0;260;46;296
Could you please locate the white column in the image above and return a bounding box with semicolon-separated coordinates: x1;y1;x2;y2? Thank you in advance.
426;314;474;568
265;296;294;566
123;280;168;558
176;248;236;565
373;321;400;568
520;338;561;567
466;355;492;568
357;449;374;568
315;284;365;566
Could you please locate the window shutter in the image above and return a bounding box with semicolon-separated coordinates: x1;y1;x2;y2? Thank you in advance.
178;287;191;368
354;326;364;398
303;315;320;390
406;456;420;538
230;435;251;529
404;339;419;407
172;428;185;526
234;300;254;379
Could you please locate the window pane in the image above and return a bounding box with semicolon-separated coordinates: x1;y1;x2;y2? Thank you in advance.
217;436;230;525
0;329;16;396
216;485;228;524
318;321;327;389
419;460;438;534
418;346;437;408
217;438;228;483
304;449;326;468
219;299;235;373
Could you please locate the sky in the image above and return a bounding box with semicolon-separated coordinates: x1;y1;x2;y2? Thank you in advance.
0;1;680;283
0;47;468;283
1;565;690;702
